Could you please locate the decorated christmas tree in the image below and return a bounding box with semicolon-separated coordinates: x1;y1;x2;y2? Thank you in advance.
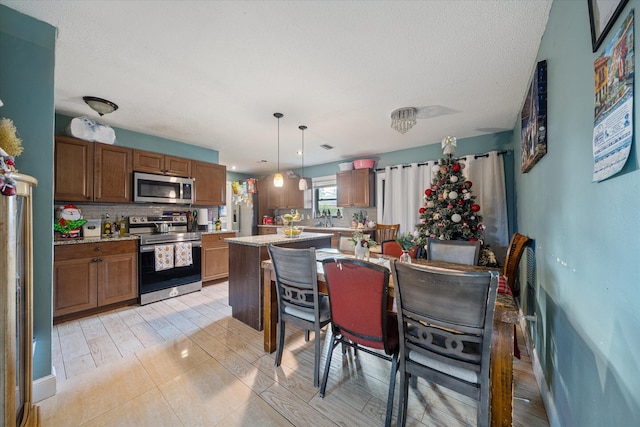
417;136;484;249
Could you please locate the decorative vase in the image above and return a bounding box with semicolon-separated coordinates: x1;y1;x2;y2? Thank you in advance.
399;250;411;264
354;241;369;261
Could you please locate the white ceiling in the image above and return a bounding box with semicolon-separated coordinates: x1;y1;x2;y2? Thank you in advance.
2;0;552;175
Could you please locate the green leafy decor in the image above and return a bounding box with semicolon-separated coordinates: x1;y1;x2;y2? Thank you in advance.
396;232;418;251
54;218;87;235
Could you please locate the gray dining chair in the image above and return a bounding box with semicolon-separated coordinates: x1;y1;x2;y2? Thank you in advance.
267;245;331;388
426;237;481;265
390;260;499;427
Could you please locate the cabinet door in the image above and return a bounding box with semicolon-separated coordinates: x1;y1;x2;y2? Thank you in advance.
336;171;352;207
202;245;229;282
53;257;98;317
133;150;164;174
193;161;226;205
97;252;138;306
165;155;191;177
270;178;286;208
258;226;277;235
54;136;94;202
285;177;304;208
94;144;132;203
257;178;272;219
350;169;374;207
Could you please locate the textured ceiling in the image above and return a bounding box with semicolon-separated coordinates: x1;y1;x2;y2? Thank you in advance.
2;0;552;174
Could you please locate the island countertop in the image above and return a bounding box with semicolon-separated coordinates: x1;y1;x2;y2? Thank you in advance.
225;232;333;247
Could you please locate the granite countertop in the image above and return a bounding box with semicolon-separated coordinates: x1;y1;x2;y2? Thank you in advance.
225;232;333;247
54;234;140;246
257;225;374;232
200;230;237;236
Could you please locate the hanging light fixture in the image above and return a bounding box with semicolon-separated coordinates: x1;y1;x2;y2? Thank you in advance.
390;107;417;134
273;113;284;187
298;125;309;190
83;96;119;116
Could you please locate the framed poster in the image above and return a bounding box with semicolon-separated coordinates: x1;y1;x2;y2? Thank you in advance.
521;60;547;174
589;0;629;52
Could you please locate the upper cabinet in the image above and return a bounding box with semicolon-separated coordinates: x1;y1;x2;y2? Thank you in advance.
336;169;375;207
55;136;132;203
192;160;226;206
133;149;191;177
268;176;305;209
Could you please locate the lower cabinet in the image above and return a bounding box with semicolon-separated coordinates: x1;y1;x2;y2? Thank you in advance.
54;240;138;319
202;232;235;282
258;226;278;235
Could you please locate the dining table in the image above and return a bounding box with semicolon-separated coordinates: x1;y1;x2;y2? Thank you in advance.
261;249;518;427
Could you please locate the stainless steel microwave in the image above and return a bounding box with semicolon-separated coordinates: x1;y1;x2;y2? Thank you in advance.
133;172;193;204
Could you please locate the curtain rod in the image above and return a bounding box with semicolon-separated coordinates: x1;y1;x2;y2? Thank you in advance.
374;150;511;171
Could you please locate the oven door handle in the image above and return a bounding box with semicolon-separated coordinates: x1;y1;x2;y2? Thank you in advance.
140;242;202;253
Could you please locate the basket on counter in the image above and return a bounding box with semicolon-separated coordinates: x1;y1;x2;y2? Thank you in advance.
338;162;354;171
353;159;375;169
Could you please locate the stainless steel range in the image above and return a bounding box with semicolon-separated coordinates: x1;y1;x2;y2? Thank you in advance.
129;214;202;305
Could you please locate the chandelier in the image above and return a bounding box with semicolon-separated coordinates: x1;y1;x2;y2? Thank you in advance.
390;107;417;134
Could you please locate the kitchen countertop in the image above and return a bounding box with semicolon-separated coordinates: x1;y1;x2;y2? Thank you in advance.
54;234;140;245
257;225;375;232
225;232;333;247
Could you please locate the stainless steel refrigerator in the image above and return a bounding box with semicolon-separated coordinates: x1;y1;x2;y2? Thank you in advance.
225;181;258;237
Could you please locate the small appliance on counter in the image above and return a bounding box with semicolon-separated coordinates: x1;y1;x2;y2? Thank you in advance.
262;216;274;225
82;219;102;238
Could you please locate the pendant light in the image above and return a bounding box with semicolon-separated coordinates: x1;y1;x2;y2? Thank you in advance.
298;125;308;190
273;112;284;187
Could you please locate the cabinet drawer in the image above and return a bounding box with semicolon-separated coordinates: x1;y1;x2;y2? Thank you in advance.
202;233;235;247
55;240;137;261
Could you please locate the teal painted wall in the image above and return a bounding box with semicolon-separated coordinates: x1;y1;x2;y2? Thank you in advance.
0;5;56;380
55;114;219;163
515;1;639;425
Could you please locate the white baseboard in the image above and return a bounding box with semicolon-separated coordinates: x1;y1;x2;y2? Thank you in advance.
519;311;560;427
33;367;57;403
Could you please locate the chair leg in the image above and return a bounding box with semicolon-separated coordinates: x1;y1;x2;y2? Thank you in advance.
313;324;321;388
320;334;337;398
275;320;286;367
478;382;490;427
384;356;398;427
397;367;410;427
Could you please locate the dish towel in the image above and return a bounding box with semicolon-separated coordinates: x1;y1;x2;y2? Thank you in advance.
155;244;174;271
174;242;193;267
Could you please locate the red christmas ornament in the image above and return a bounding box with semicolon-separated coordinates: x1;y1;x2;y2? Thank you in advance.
458;200;464;205
447;204;453;209
419;207;426;214
465;180;473;188
471;204;480;212
432;184;438;190
425;188;432;196
452;163;461;172
5;158;15;166
469;238;478;242
440;178;445;184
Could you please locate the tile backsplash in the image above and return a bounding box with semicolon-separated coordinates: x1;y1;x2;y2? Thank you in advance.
54;203;218;222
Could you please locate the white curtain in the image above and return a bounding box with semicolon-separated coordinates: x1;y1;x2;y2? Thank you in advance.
381;162;432;235
463;152;509;251
380;151;508;250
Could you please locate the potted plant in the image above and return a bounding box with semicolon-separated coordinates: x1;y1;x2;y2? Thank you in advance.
396;232;418;263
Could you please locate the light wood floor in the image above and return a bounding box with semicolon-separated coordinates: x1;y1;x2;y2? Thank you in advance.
41;282;549;426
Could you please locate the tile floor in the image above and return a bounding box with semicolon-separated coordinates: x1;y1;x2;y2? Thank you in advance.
41;282;549;426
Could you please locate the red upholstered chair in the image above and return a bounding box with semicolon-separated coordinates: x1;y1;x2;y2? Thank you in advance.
391;260;499;427
267;245;331;388
381;239;403;258
320;258;399;427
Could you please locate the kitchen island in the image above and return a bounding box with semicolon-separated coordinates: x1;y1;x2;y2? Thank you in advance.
225;232;332;330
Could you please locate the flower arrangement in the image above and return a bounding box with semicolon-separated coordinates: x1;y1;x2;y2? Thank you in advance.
396;232;418;251
350;230;376;248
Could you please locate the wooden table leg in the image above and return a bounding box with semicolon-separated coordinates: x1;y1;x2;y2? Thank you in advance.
263;268;278;353
490;317;515;426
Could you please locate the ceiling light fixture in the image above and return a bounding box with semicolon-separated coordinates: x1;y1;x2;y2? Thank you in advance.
83;96;119;116
273;113;284;187
298;125;309;190
390;107;417;134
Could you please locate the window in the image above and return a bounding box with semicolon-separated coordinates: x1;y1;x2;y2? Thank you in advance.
312;175;337;217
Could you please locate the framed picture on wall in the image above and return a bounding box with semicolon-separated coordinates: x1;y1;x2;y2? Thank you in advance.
521;60;547;174
589;0;629;52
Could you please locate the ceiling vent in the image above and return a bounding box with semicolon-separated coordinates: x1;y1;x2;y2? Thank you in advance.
320;144;334;150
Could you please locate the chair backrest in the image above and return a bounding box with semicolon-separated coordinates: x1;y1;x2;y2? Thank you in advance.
376;224;399;244
426;238;480;265
381;240;403;258
391;260;498;390
502;233;531;295
322;258;394;354
267;245;321;320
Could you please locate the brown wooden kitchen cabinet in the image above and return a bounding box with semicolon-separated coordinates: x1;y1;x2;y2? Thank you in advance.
257;177;272;220
202;232;235;282
53;240;138;320
258;226;277;235
133;149;191;177
336;169;375;207
54;136;132;203
269;176;304;209
192;160;226;206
